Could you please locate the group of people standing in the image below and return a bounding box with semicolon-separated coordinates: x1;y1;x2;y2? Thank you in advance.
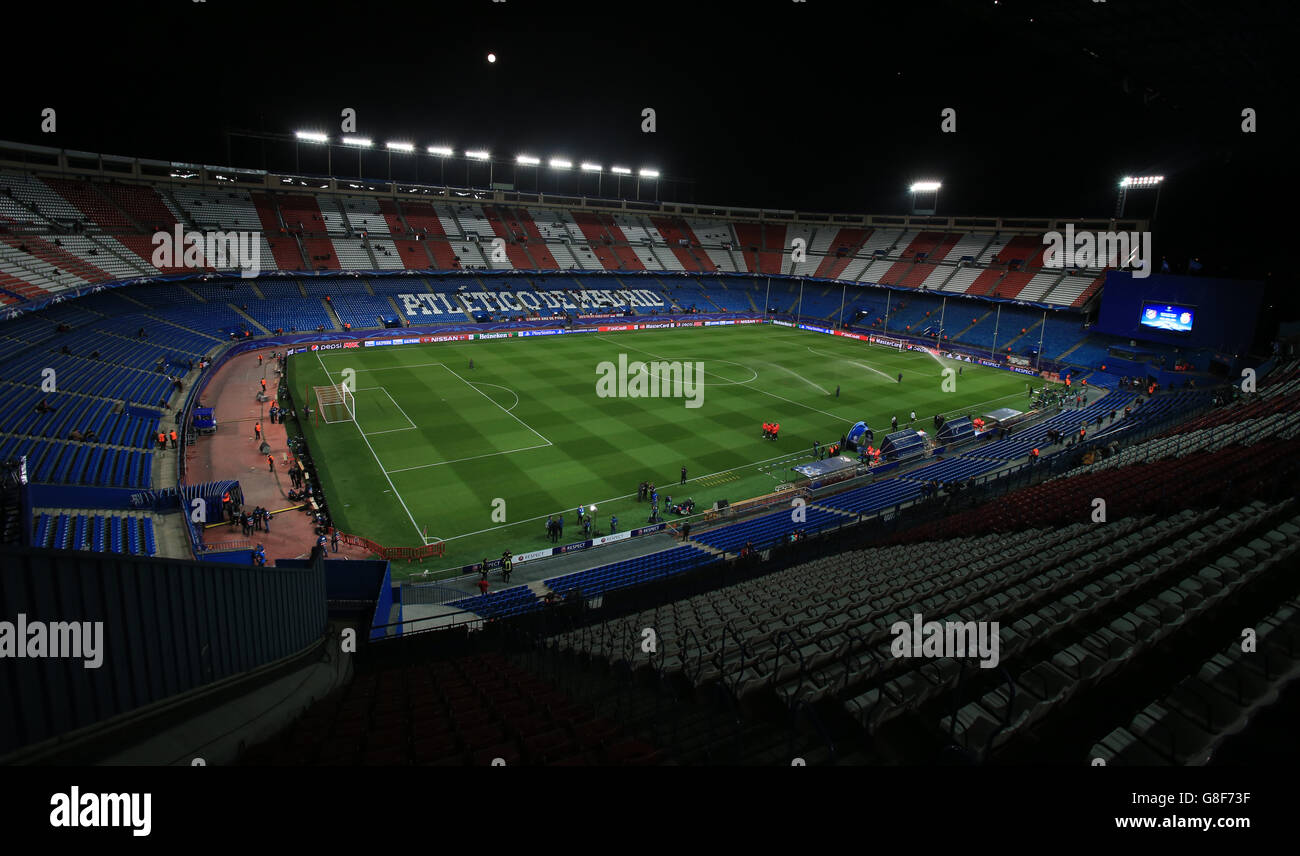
545;514;565;543
477;550;513;595
233;506;273;536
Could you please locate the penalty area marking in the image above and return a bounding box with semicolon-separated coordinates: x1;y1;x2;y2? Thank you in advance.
357;386;418;435
385;443;553;474
467;381;520;412
314;350;426;542
440;363;552;446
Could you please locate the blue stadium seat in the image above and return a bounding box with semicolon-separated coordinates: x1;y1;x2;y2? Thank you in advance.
84;447;103;485
53;514;69;550
127;516;140;555
34;513;52;548
73;515;88;552
142;517;157;556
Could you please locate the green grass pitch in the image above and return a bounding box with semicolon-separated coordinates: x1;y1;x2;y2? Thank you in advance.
288;325;1039;579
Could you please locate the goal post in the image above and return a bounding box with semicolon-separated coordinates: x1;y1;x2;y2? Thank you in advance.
314;384;356;424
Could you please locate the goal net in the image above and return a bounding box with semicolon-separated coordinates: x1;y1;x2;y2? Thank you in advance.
314;384;356;424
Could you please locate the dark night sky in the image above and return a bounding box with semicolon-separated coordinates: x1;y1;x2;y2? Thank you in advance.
3;0;1295;293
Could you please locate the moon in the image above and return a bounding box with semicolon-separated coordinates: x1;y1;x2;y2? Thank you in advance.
487;53;497;63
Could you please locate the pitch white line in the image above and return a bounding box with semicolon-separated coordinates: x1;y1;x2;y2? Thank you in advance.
434;447;803;543
467;381;520;412
754;358;831;394
596;335;855;422
807;346;899;383
357;386;417;430
381;385;418;430
385;443;552;473
440;363;552;446
347;361;446;372
314;350;426;542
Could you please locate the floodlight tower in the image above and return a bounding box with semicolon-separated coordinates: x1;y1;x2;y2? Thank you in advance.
1116;175;1164;220
341;136;373;178
581;162;603;197
427;147;454;186
294;131;330;175
550;158;573;194
638;169;660;201
611;166;631;198
385;141;414;181
909;181;942;215
465;150;492;189
516;155;540;192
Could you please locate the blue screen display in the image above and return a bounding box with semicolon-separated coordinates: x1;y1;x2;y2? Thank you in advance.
1139;302;1195;333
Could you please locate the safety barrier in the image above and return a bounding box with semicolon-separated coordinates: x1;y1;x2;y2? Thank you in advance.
339;531;444;562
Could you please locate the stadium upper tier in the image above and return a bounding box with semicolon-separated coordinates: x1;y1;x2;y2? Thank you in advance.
0;166;1110;311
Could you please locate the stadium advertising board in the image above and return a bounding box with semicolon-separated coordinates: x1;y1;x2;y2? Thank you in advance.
509;522;667;568
512;548;552;564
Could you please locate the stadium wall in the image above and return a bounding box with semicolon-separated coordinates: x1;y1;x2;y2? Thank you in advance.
27;484;144;510
197;548;253;564
0;546;327;758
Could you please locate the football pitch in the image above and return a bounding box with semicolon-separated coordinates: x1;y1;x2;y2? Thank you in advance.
288;325;1038;578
